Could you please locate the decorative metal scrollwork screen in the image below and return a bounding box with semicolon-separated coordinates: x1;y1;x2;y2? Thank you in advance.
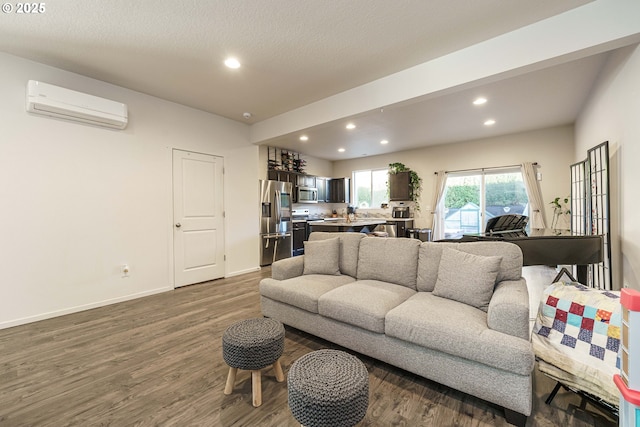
570;141;612;290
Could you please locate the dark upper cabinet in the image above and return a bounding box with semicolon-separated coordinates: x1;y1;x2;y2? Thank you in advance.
316;177;328;202
328;178;350;203
268;171;340;204
389;171;412;201
267;170;297;202
297;174;316;188
267;169;296;184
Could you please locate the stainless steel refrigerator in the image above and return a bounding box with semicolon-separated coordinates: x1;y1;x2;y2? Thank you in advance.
259;180;293;266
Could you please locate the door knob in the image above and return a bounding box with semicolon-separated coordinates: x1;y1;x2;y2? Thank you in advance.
175;223;181;228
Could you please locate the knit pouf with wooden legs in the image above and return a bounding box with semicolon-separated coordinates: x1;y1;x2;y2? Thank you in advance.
222;317;285;407
288;349;369;427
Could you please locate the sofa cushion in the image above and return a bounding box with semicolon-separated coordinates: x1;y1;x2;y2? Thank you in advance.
417;241;523;292
259;275;355;313
318;280;416;333
385;292;534;376
356;237;421;289
432;248;502;312
303;237;340;275
309;232;365;277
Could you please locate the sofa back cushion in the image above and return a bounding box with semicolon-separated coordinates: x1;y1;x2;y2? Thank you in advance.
357;237;421;289
309;232;366;277
303;237;341;275
417;241;523;292
432;248;502;312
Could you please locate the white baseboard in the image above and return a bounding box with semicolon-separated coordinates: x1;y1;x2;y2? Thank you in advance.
226;266;261;278
0;286;172;330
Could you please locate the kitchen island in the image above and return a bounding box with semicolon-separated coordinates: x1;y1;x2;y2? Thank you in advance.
307;218;387;233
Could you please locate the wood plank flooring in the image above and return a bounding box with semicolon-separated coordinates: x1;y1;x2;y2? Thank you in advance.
0;268;618;426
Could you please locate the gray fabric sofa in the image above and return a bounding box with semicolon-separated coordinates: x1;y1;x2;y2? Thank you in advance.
259;232;534;426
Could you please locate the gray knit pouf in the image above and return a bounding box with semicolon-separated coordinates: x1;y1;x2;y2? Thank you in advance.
288;349;369;427
222;317;285;407
222;318;285;370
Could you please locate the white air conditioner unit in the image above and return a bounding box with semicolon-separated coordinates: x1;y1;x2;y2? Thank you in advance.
26;80;128;129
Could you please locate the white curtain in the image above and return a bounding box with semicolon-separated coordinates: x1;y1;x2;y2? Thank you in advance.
431;171;447;240
521;162;547;229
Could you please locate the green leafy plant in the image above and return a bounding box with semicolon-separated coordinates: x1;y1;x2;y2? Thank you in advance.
550;196;571;230
388;162;422;210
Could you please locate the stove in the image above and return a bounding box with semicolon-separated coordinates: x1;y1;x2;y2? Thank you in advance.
291;209;310;256
292;208;310;222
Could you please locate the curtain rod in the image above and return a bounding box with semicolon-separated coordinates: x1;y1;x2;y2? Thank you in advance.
434;162;538;175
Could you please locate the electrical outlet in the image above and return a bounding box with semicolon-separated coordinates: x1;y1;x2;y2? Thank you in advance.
121;264;130;278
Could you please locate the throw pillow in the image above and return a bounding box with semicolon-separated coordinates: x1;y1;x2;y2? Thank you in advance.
303;237;341;275
432;247;502;312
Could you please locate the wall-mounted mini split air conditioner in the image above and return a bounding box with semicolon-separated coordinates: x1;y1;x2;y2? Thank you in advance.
26;80;128;129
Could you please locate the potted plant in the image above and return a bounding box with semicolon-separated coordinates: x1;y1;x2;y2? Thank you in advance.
550;196;571;231
388;162;422;211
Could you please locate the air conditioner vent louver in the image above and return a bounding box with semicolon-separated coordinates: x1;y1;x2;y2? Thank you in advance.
26;80;128;129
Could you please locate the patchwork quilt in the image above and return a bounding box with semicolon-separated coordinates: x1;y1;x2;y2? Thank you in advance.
532;281;621;404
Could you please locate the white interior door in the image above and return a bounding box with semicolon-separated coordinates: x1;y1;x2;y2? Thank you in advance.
173;149;224;287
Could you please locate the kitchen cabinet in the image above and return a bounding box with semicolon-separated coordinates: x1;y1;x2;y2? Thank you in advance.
389;171;412;201
328;178;350;203
267;169;297;184
296;174;316;188
267;170;298;202
316;177;329;202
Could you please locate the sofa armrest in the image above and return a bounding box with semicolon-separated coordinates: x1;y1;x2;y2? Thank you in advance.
487;278;530;340
271;256;305;280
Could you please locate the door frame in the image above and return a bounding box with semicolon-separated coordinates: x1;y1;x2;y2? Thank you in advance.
169;148;226;288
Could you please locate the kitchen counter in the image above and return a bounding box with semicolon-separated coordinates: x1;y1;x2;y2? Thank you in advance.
307;219;387;227
307;218;387;233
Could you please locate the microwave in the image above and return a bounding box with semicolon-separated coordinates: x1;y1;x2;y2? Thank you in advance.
297;186;318;203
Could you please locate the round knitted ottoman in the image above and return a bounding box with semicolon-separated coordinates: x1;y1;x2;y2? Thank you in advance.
288;349;369;427
222;317;285;407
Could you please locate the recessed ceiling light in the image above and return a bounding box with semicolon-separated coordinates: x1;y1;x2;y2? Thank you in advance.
346;123;356;130
224;57;241;69
299;135;308;141
380;139;389;145
338;148;346;153
473;97;487;105
484;119;496;126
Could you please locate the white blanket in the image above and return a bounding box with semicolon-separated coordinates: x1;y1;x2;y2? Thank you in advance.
531;281;621;405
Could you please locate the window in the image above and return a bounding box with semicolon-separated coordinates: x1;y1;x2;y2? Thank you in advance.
439;169;529;238
353;169;388;209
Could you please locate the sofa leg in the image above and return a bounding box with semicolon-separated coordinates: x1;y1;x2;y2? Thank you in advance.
504;408;527;427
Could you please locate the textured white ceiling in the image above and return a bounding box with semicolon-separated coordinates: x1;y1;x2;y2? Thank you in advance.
7;1;631;161
0;0;592;123
265;53;609;160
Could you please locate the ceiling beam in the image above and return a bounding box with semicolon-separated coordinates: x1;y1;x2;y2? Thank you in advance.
249;0;640;145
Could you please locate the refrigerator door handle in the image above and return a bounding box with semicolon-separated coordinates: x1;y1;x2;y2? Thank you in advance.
272;238;279;264
263;232;290;238
275;190;282;231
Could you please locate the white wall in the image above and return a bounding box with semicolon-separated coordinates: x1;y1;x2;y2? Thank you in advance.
333;125;575;229
0;53;258;328
575;44;640;291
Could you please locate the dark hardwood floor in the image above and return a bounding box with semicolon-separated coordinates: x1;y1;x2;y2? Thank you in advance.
0;268;617;426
